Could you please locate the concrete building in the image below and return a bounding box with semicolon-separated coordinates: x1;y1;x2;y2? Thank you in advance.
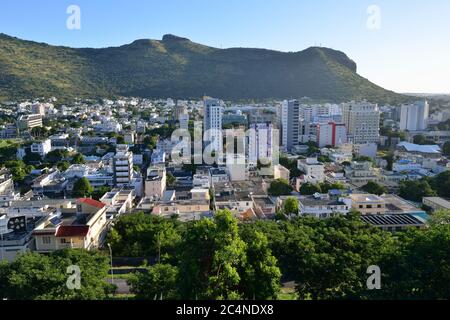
145;167;167;199
32;198;108;253
297;157;325;184
17;114;43;131
316;122;347;148
423;197;450;212
299;193;352;218
203;97;224;154
31;139;52;157
113;145;133;187
248;123;274;166
400;100;429;131
342;102;380;144
344;161;380;186
281;100;300;151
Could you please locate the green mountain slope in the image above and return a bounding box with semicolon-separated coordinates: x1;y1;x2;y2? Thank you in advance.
0;33;407;103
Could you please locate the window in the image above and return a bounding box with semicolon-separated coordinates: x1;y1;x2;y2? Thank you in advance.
60;238;68;244
43;237;51;244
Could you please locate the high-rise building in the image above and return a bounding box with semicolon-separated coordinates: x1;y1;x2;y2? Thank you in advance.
203;97;224;154
282;100;300;151
400;100;429;131
342;102;380;144
113;145;133;187
248;123;274;166
316;122;347;148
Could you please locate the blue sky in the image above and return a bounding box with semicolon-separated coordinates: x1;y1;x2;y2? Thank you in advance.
1;0;449;93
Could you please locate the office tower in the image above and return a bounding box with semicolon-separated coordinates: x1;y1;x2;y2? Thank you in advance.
399;100;429;131
203;97;224;154
342;102;380;144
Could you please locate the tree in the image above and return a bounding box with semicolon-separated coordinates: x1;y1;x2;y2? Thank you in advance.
268;179;293;196
91;186;111;201
443;141;450;157
430;171;450;198
319;181;345;193
72;177;93;198
4;160;31;183
361;181;387;196
239;229;281;299
71;153;85;165
0;250;113;300
128;264;179;300
57;161;70;172
166;172;176;187
178;210;246;300
106;213;182;260
299;182;321;195
283;197;299;216
399;180;436;202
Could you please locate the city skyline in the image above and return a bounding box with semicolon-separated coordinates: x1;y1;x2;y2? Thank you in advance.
1;0;450;94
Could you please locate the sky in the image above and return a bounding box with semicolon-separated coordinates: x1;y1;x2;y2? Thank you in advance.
1;0;449;94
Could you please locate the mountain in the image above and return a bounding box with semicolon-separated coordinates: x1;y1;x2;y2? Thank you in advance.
0;33;407;103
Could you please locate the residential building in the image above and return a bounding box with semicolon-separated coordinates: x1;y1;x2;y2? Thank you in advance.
31;139;52;157
316;122;347;148
342;102;380;144
400;100;429;131
344;161;380;186
32;198;108;253
113;145;133;187
248;123;274;166
350;194;386;215
282;100;300;151
297;157;325;184
17;114;43;130
203;97;224;154
299;193;352;218
145;167;167;199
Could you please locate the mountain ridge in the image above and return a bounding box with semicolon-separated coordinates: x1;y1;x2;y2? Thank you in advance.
0;33;408;103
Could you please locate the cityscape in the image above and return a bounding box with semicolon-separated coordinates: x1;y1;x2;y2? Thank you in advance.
0;0;449;311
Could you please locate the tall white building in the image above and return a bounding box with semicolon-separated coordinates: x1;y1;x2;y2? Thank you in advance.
282;100;300;151
400;100;429;131
316;122;347;148
203;97;224;154
113;145;133;187
342;102;380;144
248;123;274;166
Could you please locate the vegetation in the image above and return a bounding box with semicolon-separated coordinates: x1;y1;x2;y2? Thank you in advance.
72;177;94;198
268;179;293;196
0;249;114;300
0;33;408;103
361;181;387;196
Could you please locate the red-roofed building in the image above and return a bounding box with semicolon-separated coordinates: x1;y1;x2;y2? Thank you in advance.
33;198;107;253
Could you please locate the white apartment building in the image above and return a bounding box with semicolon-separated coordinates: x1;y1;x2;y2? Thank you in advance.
31;139;52;157
298;157;325;183
203;97;224;155
248;123;274;166
316;122;347;148
113;145;133;187
342;102;380;144
400;100;429;131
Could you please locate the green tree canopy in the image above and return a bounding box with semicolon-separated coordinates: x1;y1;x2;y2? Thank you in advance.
268;179;293;196
72;177;93;198
361;181;387;196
